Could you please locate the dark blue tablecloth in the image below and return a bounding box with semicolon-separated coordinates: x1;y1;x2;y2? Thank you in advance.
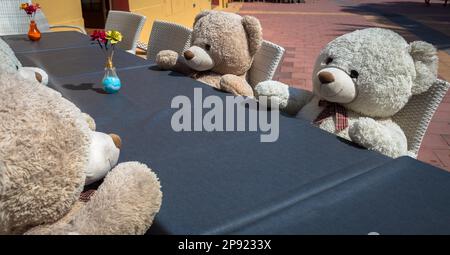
3;31;93;53
4;32;450;234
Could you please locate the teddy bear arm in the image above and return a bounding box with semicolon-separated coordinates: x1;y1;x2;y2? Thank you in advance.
155;50;195;76
43;162;162;235
24;201;86;235
348;117;408;158
255;80;313;115
194;73;221;89
219;74;254;97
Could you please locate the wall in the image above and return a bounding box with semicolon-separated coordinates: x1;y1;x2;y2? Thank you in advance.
212;0;229;9
111;0;130;11
32;0;213;44
128;0;212;43
33;0;85;29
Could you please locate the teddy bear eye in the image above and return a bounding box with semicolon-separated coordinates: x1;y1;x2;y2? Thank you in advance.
205;44;211;51
350;70;359;79
325;57;333;65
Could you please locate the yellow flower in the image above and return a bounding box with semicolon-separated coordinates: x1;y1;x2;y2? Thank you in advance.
106;30;123;45
20;3;29;9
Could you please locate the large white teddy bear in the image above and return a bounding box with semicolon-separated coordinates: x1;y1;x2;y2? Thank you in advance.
255;28;438;158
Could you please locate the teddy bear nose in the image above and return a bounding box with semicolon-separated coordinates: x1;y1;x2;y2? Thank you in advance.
184;50;195;60
35;72;42;83
318;71;335;84
109;134;122;149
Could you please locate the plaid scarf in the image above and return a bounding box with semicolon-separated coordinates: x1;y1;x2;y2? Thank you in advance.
79;189;96;202
313;100;348;132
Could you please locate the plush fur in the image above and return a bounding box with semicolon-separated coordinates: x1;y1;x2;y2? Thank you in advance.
0;73;89;234
255;28;438;158
156;11;263;97
0;38;48;85
0;73;162;234
26;162;162;235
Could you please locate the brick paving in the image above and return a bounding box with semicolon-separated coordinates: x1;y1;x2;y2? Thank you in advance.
236;0;450;170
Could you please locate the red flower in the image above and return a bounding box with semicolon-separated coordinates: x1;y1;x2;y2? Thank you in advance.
23;3;40;15
90;30;107;43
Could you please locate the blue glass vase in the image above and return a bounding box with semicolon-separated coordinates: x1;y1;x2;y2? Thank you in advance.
102;57;121;94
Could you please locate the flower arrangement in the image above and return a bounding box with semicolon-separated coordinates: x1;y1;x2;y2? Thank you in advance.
90;30;123;67
20;3;41;21
20;3;42;41
90;30;124;94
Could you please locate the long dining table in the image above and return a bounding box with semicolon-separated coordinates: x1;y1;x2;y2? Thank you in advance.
4;31;450;234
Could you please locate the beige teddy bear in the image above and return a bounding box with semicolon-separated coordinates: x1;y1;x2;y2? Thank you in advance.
156;10;263;97
255;28;438;158
0;72;162;235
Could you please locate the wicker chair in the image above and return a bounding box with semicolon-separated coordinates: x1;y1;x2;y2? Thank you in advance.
393;79;450;157
105;10;146;54
146;20;192;61
0;0;85;35
248;40;285;87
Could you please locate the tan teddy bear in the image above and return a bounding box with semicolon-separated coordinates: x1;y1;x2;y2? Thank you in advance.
156;10;263;97
0;72;162;235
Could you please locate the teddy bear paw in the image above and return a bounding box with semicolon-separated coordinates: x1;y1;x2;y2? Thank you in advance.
348;118;380;143
349;118;407;158
254;80;290;109
219;74;254;97
156;50;179;70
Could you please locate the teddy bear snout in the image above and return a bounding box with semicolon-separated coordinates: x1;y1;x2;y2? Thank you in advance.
184;50;195;60
314;68;356;103
318;71;335;84
109;133;122;149
182;46;215;71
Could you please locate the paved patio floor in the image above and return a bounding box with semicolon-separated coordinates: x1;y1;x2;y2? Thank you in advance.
235;0;450;170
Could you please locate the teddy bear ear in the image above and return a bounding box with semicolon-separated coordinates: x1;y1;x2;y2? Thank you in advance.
409;41;438;95
193;10;213;26
242;16;263;56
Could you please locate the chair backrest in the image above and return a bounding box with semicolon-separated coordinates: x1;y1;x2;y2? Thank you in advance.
105;10;146;54
0;0;50;35
146;20;192;61
393;79;450;157
247;40;285;87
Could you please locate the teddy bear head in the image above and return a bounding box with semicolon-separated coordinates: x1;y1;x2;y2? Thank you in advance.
0;38;48;84
0;73;120;234
182;11;263;76
312;28;438;118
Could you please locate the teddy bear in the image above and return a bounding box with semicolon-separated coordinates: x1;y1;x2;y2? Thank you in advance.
0;72;162;234
255;28;438;158
0;37;48;85
156;10;263;97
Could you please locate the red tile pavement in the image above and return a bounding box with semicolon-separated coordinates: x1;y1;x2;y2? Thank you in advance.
434;149;450;167
443;134;450;145
237;0;450;170
421;134;450;150
417;148;447;169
